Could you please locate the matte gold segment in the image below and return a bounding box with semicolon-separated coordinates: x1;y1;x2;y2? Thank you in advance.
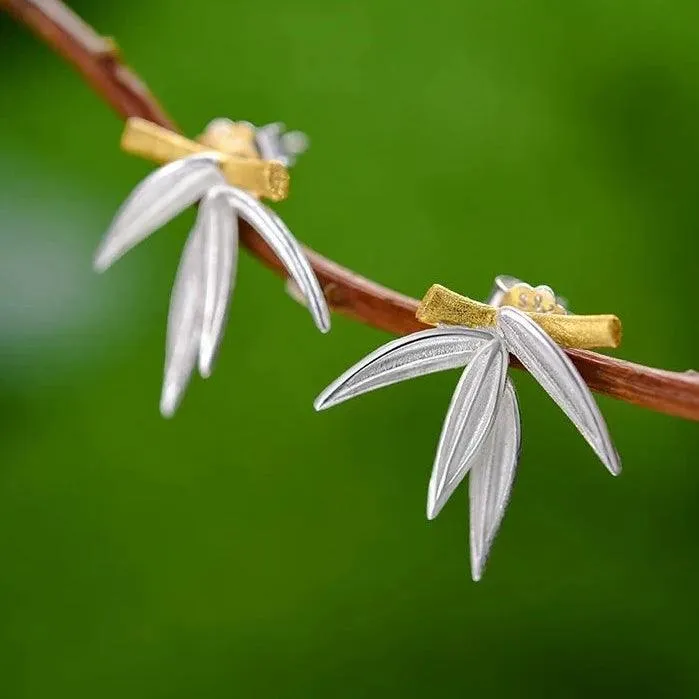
121;117;289;201
417;284;621;350
417;284;497;328
531;312;622;350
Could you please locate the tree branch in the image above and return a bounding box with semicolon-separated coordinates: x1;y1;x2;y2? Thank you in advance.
4;0;699;421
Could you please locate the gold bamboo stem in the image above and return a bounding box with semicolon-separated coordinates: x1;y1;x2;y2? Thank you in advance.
417;284;622;350
120;117;289;201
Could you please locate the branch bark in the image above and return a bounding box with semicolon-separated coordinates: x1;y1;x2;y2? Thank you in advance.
4;0;699;421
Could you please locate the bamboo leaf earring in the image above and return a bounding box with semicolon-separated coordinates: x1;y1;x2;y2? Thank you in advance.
94;118;330;416
315;276;622;579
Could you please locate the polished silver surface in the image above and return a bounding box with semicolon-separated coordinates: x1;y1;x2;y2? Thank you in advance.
497;306;621;476
265;206;330;334
222;186;330;333
314;327;491;411
426;337;508;520
94;153;223;272
254;122;310;167
468;379;520;581
160;222;205;418
198;185;238;378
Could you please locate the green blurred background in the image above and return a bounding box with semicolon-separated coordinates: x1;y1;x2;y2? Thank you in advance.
1;1;698;696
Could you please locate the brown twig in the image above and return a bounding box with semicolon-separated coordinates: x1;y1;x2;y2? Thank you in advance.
3;0;699;421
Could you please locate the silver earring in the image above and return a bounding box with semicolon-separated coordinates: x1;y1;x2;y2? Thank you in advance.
315;277;622;580
94;117;330;417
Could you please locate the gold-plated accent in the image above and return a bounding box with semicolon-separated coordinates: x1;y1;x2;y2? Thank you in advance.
418;284;498;328
121;117;289;202
416;284;622;350
501;283;567;315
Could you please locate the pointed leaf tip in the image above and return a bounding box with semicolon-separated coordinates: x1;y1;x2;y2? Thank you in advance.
468;379;521;581
160;216;207;417
93;153;223;271
497;306;621;476
197;185;239;379
159;387;178;419
314;327;493;412
427;336;509;520
93;253;111;273
223;187;330;334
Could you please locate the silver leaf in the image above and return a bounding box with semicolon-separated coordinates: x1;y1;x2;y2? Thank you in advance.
94;154;223;272
160;222;206;418
497;306;621;476
427;336;508;520
198;185;239;378
264;205;329;334
468;378;521;581
314;327;492;411
222;187;330;334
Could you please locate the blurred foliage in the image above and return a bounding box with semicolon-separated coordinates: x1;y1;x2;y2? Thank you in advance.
0;0;698;696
